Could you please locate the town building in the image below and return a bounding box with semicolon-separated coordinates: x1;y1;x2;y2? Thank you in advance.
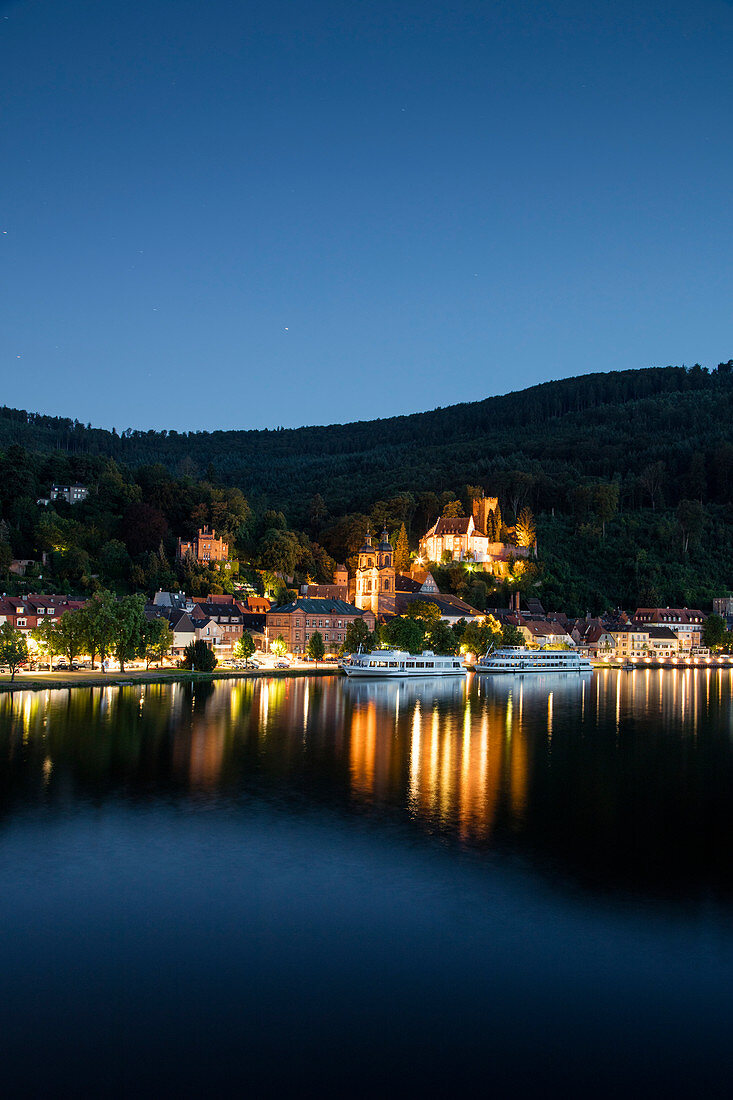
0;594;85;632
571;620;616;658
176;526;229;566
303;582;349;601
646;627;680;658
49;483;89;504
609;627;651;659
632;608;705;649
144;605;197;657
518;620;575;648
266;598;376;655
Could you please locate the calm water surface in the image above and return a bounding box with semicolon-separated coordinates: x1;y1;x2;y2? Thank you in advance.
2;669;733;1095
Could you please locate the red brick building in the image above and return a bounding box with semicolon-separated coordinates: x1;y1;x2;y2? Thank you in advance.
266;598;376;655
176;526;229;565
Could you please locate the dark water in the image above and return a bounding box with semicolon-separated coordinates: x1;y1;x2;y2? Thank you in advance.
2;669;733;1096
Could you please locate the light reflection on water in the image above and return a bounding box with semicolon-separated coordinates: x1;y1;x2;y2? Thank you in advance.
3;671;733;1094
2;669;733;895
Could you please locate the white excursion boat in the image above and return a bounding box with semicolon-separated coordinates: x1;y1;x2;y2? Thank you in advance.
475;645;593;674
341;648;467;678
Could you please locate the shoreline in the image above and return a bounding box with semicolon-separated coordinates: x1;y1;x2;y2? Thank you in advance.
0;667;340;692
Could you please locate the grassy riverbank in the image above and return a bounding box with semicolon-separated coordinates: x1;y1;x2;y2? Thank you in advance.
0;667;339;692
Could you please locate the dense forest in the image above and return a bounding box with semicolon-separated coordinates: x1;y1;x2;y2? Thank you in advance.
1;361;732;613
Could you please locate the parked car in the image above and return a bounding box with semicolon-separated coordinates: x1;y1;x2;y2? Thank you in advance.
54;661;68;671
274;661;290;669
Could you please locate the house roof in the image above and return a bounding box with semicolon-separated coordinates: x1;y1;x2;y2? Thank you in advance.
647;627;679;640
634;607;706;623
392;592;483;619
395;574;423;593
524;621;572;639
268;598;367;615
428;516;473;536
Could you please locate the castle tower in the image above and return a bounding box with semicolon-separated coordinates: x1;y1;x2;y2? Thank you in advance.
333;563;348;591
472;495;499;536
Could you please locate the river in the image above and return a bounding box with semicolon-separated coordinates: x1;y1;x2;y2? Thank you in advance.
2;669;733;1095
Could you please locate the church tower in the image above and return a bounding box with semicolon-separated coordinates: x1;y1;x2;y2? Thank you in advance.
376;528;395;599
355;528;395;615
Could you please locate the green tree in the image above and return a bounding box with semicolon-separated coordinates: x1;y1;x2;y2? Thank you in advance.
404;600;441;625
394;523;411;573
81;589;117;669
234;632;256;666
111;594;146;672
271;635;287;657
502;623;525;647
340;619;375;654
515;506;537;547
592;483;619;539
424;619;457;655
182;639;217;672
676;499;704;555
379;616;425;654
306;630;325;665
0;623;28;681
441;499;464;518
54;609;86;665
142;617;174;668
460;619;501;656
702;614;726;650
99;538;132;583
30;618;60;671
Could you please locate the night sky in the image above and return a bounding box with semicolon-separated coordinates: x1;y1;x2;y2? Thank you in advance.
2;0;732;431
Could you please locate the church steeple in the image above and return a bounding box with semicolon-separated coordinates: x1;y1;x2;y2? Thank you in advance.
377;527;393;569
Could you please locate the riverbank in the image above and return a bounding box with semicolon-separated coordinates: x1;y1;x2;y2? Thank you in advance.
0;666;340;692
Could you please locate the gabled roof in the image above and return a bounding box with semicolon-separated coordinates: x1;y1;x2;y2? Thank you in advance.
169;611;196;632
428;516;473;536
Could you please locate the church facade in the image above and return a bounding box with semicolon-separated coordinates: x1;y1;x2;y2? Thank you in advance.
354;529;395;616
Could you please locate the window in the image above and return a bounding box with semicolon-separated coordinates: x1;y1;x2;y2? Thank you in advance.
17;618;26;627
324;633;329;641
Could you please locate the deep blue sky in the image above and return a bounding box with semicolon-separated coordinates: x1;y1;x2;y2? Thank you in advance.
2;0;732;431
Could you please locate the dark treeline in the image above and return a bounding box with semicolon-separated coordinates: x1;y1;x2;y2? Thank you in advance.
1;361;732;613
1;363;732;523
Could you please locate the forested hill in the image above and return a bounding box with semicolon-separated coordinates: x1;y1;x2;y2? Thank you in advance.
2;363;733;522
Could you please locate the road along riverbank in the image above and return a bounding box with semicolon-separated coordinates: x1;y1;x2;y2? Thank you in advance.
0;667;339;692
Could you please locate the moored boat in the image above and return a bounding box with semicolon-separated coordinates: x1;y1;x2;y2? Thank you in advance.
341;648;467;678
476;645;593;674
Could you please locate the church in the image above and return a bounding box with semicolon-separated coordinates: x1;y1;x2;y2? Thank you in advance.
353;528;395;616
